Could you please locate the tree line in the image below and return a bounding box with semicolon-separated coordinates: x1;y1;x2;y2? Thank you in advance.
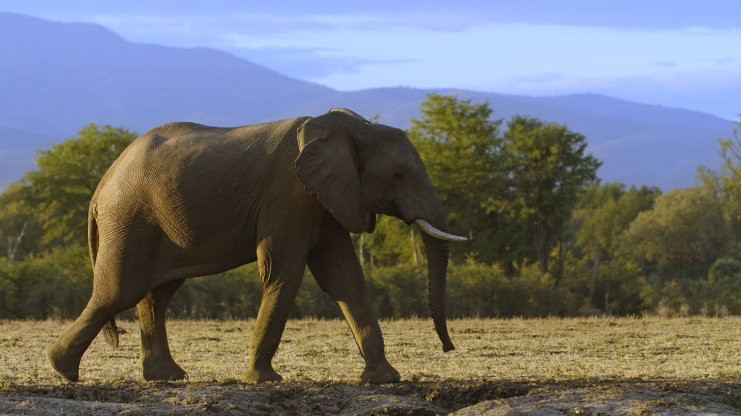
1;94;740;320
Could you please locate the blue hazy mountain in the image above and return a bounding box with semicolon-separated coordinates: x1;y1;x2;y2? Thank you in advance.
0;12;733;190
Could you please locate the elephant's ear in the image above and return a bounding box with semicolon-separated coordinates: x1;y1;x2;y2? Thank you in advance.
296;110;374;233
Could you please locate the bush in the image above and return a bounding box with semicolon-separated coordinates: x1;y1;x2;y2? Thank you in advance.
447;259;505;317
0;245;92;319
706;258;741;315
169;264;263;319
365;264;428;318
292;271;342;319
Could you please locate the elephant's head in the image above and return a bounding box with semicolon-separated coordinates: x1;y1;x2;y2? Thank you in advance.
296;108;465;352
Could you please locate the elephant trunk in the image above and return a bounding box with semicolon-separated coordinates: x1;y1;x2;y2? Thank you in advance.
418;210;456;352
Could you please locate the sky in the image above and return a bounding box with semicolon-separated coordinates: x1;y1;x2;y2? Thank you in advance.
1;0;740;120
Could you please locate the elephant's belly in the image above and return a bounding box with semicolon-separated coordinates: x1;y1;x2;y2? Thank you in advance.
154;230;259;281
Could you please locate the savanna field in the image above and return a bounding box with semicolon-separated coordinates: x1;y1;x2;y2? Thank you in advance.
1;317;739;415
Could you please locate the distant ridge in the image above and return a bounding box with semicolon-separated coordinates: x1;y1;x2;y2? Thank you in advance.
0;12;733;190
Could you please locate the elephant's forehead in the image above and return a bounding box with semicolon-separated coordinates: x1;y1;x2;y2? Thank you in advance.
371;127;414;152
373;137;417;163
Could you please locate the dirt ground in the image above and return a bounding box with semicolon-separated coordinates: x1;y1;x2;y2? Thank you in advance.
1;377;739;415
1;318;739;415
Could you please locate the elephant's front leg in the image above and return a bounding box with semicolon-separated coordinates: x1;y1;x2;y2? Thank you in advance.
307;222;400;384
244;237;306;383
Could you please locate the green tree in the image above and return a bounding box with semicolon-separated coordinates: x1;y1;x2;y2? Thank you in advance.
502;116;601;274
357;216;424;267
718;115;741;217
575;184;659;256
0;245;92;318
620;186;732;280
407;93;505;263
25;124;136;248
572;183;659;309
0;182;43;262
707;258;741;314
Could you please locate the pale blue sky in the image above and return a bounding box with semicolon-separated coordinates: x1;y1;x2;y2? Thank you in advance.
1;0;739;119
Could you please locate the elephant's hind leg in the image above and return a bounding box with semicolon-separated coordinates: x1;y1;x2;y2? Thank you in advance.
46;301;112;381
138;279;187;381
47;287;143;382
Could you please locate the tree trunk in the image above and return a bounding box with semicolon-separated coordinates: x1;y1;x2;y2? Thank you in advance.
588;239;599;308
533;221;548;272
358;233;365;265
7;221;28;265
410;229;418;265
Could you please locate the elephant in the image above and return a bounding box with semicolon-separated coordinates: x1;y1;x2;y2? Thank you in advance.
46;108;466;384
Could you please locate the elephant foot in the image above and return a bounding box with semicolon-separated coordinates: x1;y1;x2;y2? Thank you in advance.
243;365;283;383
46;344;80;382
360;362;401;384
142;358;188;381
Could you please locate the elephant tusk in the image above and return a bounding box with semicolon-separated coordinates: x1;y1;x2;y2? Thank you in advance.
414;219;468;242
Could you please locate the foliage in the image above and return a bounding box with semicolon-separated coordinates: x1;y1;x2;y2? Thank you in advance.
0;245;92;318
502;116;602;273
407;93;505;263
0;182;43;261
168;264;264;319
718;115;741;216
574;183;660;259
356;216;424;267
366;264;428;318
706;258;741;314
0;124;136;260
620;187;732;279
24;124;136;247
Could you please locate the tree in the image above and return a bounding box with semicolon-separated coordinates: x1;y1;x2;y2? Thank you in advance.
407;93;506;263
571;183;659;310
24;124;136;248
706;258;741;314
620;186;732;279
718;115;741;216
0;182;43;262
356;216;425;267
502;116;601;275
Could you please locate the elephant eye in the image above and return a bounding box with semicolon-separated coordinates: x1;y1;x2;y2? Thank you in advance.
394;172;405;182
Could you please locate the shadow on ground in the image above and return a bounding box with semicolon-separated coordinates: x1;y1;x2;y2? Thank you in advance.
1;377;739;415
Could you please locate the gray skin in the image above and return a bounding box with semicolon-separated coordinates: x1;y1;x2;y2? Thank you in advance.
46;108;457;384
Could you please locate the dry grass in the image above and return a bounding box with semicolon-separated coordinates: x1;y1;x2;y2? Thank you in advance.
1;317;739;414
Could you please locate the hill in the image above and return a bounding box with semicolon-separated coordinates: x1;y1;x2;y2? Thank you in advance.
0;12;734;190
0;125;57;187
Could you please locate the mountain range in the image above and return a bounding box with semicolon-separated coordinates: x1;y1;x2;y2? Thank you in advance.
0;12;735;191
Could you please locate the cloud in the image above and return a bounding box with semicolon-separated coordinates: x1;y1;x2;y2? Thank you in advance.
228;46;366;78
470;68;741;120
654;61;678;68
225;44;421;79
714;57;737;66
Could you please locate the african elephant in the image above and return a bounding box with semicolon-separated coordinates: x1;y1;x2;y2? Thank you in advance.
46;108;465;384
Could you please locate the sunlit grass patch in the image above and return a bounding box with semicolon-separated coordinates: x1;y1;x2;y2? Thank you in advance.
0;317;739;385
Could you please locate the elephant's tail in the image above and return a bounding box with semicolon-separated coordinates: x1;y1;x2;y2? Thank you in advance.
88;204;120;348
103;320;119;348
88;204;99;271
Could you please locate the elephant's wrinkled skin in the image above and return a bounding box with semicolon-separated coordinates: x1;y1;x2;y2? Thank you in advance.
47;108;462;384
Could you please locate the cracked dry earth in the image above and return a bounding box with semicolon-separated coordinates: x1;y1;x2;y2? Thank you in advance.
1;318;740;415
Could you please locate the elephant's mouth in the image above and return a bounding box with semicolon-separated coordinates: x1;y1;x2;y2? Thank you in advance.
414;219;467;242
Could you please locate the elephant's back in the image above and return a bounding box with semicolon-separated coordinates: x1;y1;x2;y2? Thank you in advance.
91;117;309;250
125;117;308;171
